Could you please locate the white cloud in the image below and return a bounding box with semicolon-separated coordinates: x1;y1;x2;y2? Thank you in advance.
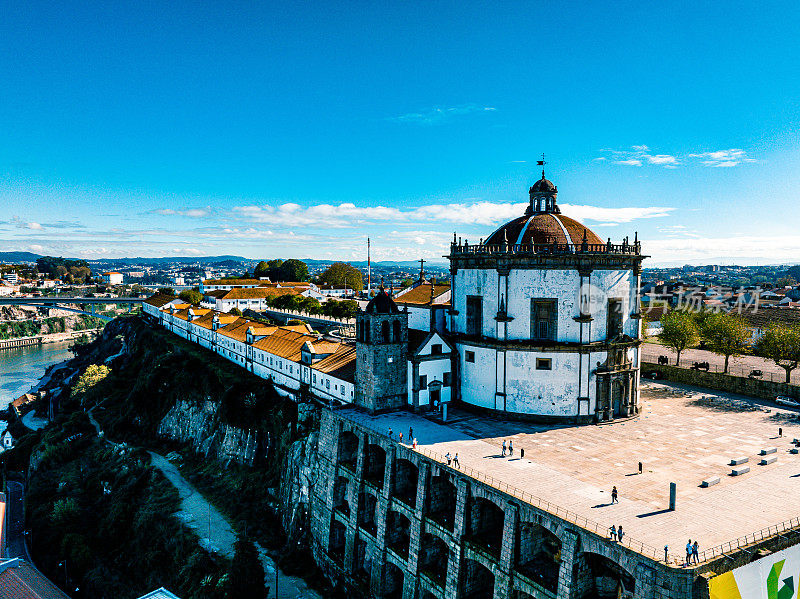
599;146;756;168
645;234;800;264
389;104;498;125
561;204;675;223
155;208;211;218
230;200;673;229
28;244;44;252
687;149;756;167
11;216;43;230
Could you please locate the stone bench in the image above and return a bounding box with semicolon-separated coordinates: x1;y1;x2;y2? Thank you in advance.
760;456;778;466
761;447;778;455
701;477;720;487
731;466;750;476
730;457;749;466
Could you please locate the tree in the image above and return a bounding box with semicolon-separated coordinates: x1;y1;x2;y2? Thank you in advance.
229;308;242;316
276;259;309;282
701;312;751;373
253;261;270;279
658;310;698;366
72;364;111;397
224;537;266;599
319;262;363;292
756;324;800;383
777;275;798;288
179;289;203;305
157;287;176;297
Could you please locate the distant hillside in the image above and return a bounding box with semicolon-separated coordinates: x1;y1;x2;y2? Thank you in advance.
0;251;42;263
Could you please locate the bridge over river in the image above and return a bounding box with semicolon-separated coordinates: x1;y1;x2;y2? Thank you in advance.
0;296;144;321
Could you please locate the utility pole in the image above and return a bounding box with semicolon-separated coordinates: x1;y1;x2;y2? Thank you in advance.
367;238;371;297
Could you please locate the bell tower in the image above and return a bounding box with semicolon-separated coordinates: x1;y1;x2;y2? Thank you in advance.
355;285;408;413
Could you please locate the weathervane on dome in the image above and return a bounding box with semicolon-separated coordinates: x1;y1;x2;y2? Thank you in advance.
537;153;547;178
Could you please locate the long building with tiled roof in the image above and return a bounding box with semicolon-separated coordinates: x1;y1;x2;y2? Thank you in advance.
144;297;356;404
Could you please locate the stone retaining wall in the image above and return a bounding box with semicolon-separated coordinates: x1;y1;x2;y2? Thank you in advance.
642;362;800;401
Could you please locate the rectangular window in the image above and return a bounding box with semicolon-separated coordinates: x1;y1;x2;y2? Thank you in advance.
326;379;330;389
536;358;552;370
431;343;443;355
607;299;623;338
532;299;558;341
465;350;475;363
443;372;451;387
466;295;483;336
419;375;428;390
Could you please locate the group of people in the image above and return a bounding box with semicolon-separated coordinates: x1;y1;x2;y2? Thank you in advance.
501;439;524;458
609;524;625;542
685;539;700;565
444;451;460;468
387;427;417;449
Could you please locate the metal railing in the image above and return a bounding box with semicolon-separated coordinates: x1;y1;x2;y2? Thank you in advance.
697;517;800;563
449;240;642;257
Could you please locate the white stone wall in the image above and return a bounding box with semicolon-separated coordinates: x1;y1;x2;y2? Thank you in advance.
453;267;636;343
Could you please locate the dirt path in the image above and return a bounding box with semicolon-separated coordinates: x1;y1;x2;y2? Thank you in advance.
86;407;320;598
149;452;322;599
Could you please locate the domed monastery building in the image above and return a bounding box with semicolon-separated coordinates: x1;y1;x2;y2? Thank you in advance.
146;171;646;424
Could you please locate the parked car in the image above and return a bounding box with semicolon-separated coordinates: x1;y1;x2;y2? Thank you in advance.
748;369;763;379
644;370;663;380
776;396;800;408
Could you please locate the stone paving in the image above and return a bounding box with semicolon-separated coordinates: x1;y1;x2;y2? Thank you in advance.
340;381;800;561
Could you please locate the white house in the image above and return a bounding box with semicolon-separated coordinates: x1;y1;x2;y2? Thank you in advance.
1;430;14;450
102;272;124;285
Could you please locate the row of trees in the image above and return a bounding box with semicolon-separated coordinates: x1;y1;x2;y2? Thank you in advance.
252;259;309;282
36;256;93;283
658;310;800;382
256;294;359;319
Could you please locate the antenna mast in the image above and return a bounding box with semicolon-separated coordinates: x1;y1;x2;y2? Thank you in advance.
367;237;371;296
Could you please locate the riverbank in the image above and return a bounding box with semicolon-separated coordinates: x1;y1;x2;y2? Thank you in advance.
0;341;76;411
0;328;102;350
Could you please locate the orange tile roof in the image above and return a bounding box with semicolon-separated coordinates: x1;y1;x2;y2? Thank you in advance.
217;319;255;341
252;328;317;360
144;293;176;307
0;559;70;599
312;345;356;382
394;283;450;305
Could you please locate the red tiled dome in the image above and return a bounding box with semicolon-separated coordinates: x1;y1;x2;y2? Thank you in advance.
485;212;603;247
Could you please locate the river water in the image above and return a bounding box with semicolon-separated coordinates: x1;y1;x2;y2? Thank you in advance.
0;341;74;411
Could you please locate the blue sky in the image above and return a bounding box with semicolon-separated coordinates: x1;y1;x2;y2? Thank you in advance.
2;1;799;265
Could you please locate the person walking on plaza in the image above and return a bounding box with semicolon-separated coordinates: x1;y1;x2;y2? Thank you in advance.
399;432;403;443
409;427;413;441
692;540;699;564
445;452;451;465
609;525;617;542
686;540;693;566
454;453;460;468
611;486;618;503
509;440;514;456
617;526;624;543
501;440;506;456
664;545;669;563
388;428;393;439
413;437;417;449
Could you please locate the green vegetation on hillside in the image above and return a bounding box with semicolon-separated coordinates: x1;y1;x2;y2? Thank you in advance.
9;412;228;599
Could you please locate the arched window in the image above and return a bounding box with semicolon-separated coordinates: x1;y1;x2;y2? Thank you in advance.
365;325;371;344
393;320;401;342
382;321;390;344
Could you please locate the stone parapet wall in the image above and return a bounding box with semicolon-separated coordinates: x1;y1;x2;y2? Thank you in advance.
642;362;800;401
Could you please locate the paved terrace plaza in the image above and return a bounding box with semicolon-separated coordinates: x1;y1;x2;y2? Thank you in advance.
339;381;800;565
